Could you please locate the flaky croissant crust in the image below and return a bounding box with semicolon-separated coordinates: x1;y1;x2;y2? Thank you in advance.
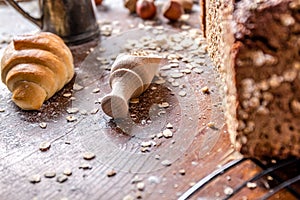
1;32;74;110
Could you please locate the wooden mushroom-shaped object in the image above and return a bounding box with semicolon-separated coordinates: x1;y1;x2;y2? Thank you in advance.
101;54;163;118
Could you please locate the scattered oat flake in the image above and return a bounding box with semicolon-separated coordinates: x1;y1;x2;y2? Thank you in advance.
224;186;234;195
247;182;257;189
185;63;194;69
173;45;183;51
150;134;156;139
171;63;180;68
271;159;277;164
140;147;150;153
163;129;173;138
194;58;206;64
73;83;84;91
130;98;139;104
79;163;92;170
189;182;196;187
181;39;193;48
67;107;79;114
63;93;72;97
179;169;186;175
83;152;96;160
160;72;168;77
135;191;143;199
95;98;102;104
63;168;72;176
158;102;169;108
154;155;160;160
155;79;166;84
168;78;175;83
107;169;116;177
92;88;100;93
56;174;68;183
181;68;192;74
137;182;145;191
193;68;204;74
226;175;231;181
161;65;172;70
123;195;134;200
170;60;180;64
90;108;99;114
80;109;88;115
0;108;5;112
158;110;166;116
39;122;47;129
207;122;215;128
141;141;152;147
201;86;210;94
148;176;160;184
178;91;187;97
157;132;163;138
170;72;184;78
166;123;173;129
191;161;198;166
131;175;142;184
161;160;172;167
28;174;41;183
181;24;191;30
44;171;56;178
66;115;77;122
171;81;180;87
39;141;51;151
99;47;106;52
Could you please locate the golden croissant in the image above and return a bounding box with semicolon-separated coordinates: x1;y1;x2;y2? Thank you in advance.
1;32;74;110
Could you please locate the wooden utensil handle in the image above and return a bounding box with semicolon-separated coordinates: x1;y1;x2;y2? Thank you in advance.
101;54;163;118
101;68;144;118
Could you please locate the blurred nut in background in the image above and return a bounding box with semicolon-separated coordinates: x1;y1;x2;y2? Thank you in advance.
124;0;138;13
162;0;184;21
95;0;103;5
174;0;193;13
136;0;157;20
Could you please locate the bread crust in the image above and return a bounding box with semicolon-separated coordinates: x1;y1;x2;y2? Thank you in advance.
1;32;74;110
201;0;300;161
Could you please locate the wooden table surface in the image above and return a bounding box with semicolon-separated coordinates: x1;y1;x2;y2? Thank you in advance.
0;1;298;200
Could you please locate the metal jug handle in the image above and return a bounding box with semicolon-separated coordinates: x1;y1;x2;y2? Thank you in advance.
4;0;42;28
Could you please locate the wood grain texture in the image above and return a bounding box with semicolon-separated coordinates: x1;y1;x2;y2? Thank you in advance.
0;1;298;200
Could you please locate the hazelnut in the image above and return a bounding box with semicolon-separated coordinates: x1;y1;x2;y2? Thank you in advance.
94;0;103;5
124;0;138;13
163;0;184;21
173;0;193;13
136;0;157;20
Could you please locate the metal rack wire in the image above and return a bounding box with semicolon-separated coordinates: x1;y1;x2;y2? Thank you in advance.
178;158;300;200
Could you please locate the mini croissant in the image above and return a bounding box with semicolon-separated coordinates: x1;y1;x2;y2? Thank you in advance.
1;32;74;110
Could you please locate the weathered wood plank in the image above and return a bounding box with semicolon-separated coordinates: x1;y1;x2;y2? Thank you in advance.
0;1;298;200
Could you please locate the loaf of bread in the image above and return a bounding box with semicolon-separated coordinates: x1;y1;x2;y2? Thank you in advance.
1;32;74;110
201;0;300;161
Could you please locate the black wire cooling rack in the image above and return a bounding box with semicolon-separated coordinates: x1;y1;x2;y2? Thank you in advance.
179;157;300;200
